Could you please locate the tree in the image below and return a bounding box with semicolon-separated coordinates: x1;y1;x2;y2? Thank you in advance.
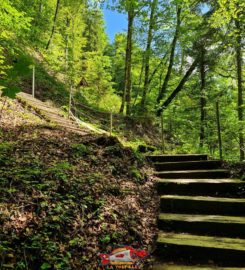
235;17;244;160
119;0;136;115
140;0;158;111
199;46;206;149
156;5;182;105
157;57;199;114
211;0;244;160
0;0;31;98
46;0;61;50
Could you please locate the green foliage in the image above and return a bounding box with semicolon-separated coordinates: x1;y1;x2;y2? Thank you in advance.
211;0;244;27
99;234;111;244
0;142;15;165
82;52;115;106
71;143;89;157
0;0;31;97
41;262;52;270
130;166;143;182
0;0;244;161
48;162;73;182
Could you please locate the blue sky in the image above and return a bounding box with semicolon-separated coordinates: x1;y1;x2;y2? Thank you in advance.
103;8;127;42
103;4;211;43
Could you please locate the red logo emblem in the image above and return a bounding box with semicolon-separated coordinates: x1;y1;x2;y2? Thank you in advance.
99;246;148;268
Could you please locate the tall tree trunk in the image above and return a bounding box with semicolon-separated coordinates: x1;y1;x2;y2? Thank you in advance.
156;6;181;104
199;47;206;149
157;57;199;115
235;19;244;161
120;10;134;115
46;0;61;50
133;58;144;106
140;0;158;110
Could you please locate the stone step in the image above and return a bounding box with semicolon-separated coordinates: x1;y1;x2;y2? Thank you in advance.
154;160;222;171
37;109;65;118
45;117;74;125
160;195;245;216
158;213;245;238
157;179;245;198
25;102;61;114
156;232;245;267
155;170;230;179
153;263;243;270
148;154;208;163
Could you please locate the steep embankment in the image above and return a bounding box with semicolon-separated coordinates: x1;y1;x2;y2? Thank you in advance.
0;97;158;269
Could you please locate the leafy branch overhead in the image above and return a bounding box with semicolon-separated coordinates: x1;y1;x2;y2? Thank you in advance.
0;0;244;157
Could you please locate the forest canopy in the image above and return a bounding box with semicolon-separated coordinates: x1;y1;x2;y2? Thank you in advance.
0;0;244;160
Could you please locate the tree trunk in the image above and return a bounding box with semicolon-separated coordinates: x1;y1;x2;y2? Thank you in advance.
46;0;61;50
235;19;244;161
157;57;199;115
199;47;206;149
140;0;158;110
156;6;181;104
120;9;134;115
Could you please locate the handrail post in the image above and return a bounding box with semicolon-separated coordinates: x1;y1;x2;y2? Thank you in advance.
216;101;223;160
68;85;72;119
32;65;35;98
110;111;113;136
161;112;165;153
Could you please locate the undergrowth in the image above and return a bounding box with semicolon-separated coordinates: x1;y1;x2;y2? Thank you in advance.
0;108;158;270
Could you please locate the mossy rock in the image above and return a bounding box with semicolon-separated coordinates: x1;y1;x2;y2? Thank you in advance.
138;144;156;153
94;136;119;147
104;144;124;157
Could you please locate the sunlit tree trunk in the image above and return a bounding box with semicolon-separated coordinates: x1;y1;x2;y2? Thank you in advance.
199;47;206;149
156;6;181;105
140;0;158;110
235;19;244;161
120;8;134;115
46;0;61;50
157;57;199;115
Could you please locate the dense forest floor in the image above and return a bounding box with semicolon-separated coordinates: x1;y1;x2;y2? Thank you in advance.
0;98;158;269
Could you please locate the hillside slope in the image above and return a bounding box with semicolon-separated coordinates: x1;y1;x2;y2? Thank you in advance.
0;97;158;270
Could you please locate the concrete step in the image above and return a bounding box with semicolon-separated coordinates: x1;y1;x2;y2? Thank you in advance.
155;170;230;179
25;102;61;114
148;154;208;163
157;179;245;198
158;213;245;238
160;195;245;216
156;232;245;267
154;160;222;171
45;118;75;125
153;263;243;270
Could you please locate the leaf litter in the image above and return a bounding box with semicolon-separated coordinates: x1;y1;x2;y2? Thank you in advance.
0;98;159;270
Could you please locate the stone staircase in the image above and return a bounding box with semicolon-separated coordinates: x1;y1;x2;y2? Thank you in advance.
17;92;88;135
149;154;245;269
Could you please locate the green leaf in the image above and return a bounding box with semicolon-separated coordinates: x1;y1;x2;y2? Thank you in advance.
41;262;52;270
1;86;20;99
